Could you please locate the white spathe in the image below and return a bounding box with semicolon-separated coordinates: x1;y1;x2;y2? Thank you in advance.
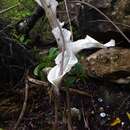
52;24;71;49
48;25;115;87
34;0;115;91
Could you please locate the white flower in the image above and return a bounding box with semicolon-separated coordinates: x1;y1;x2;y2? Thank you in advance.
48;26;115;89
34;0;115;93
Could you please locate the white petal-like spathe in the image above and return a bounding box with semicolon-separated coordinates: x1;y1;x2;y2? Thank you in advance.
47;34;115;87
36;0;115;90
71;35;115;54
104;39;115;47
71;35;100;54
47;52;78;87
52;26;72;49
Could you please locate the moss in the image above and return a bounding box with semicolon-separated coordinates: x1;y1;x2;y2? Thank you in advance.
0;0;35;21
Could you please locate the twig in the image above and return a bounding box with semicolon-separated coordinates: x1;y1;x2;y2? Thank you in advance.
64;0;73;41
27;76;49;86
81;100;90;130
27;76;93;97
53;94;59;130
62;87;93;97
39;0;66;75
118;95;130;111
0;24;14;34
0;3;20;14
13;79;29;130
71;1;130;43
66;87;73;130
88;19;130;29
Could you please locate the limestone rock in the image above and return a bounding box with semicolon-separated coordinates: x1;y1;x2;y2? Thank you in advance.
83;48;130;83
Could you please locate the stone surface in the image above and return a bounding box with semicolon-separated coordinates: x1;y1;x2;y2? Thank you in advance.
82;48;130;83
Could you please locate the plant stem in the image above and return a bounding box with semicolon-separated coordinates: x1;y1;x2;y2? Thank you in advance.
13;79;29;130
53;94;59;130
64;0;73;41
66;87;73;130
0;3;20;14
71;0;130;43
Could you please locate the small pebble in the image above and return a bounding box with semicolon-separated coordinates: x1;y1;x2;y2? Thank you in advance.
98;98;103;102
99;107;104;111
91;110;95;114
121;122;125;126
100;112;106;118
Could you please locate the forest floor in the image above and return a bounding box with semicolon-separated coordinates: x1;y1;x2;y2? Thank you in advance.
0;21;130;130
0;1;130;129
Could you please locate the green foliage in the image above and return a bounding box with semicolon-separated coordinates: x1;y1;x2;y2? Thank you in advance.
64;76;76;87
34;47;86;85
34;47;59;79
18;35;31;45
64;63;86;87
0;0;35;21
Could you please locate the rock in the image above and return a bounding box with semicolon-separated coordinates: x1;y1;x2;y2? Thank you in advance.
83;48;130;83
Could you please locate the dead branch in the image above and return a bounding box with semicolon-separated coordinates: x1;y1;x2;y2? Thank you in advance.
27;76;93;97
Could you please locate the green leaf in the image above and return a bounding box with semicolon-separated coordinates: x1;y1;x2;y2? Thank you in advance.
19;35;25;43
33;47;59;78
33;63;46;76
48;47;59;59
64;76;76;87
74;63;84;74
23;39;31;45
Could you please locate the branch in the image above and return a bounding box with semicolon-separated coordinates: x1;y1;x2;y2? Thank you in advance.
39;0;66;75
0;3;20;14
71;1;130;43
64;0;73;41
27;76;93;97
